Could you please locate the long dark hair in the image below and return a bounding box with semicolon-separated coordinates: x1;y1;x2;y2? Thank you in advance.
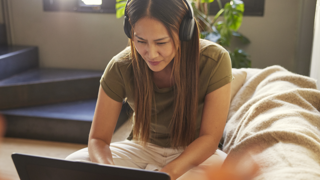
127;0;200;148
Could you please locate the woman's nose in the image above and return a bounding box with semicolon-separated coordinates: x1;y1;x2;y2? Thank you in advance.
147;44;159;59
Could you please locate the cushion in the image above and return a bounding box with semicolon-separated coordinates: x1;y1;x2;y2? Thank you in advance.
231;69;247;101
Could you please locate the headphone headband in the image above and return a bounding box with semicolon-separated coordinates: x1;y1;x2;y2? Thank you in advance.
184;0;194;18
124;0;131;21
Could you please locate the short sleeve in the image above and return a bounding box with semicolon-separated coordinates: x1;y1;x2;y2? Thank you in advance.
100;58;126;102
206;50;232;94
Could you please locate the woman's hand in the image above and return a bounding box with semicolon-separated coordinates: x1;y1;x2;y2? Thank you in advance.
159;83;232;180
160;166;179;180
205;153;259;180
167;152;259;180
88;138;115;165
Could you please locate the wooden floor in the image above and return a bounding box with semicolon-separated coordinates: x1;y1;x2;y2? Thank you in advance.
0;120;132;180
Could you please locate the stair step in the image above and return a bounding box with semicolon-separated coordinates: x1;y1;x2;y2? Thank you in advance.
1;100;132;144
0;46;38;80
0;68;103;109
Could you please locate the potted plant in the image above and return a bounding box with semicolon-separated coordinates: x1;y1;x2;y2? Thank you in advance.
115;0;251;68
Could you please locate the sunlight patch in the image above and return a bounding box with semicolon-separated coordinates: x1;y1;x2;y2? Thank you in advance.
81;0;102;5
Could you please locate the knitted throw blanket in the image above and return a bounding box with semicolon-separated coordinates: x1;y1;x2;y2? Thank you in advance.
222;65;320;180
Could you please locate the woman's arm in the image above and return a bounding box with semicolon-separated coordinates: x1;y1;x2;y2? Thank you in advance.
160;83;231;180
88;86;123;165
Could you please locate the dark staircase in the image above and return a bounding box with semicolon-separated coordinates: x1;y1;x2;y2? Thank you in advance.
0;24;131;144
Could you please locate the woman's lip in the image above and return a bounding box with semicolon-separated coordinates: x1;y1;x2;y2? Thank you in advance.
148;61;161;66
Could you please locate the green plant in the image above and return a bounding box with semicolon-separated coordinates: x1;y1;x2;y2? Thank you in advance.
193;0;251;68
115;0;251;68
115;0;127;19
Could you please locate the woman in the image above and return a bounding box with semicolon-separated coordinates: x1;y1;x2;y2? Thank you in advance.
66;0;232;179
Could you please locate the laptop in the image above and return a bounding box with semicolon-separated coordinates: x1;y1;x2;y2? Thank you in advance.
12;153;171;180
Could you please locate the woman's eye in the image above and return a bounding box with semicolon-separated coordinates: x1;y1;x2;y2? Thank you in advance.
137;41;146;44
157;42;167;45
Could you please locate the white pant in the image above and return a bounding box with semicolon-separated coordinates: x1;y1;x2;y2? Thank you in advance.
66;140;226;171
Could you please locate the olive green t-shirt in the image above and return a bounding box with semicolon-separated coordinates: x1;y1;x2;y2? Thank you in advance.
100;39;232;147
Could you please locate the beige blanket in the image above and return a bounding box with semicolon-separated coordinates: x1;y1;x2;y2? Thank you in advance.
222;65;320;179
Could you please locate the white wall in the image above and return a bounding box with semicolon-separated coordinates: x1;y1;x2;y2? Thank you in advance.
310;0;320;89
234;0;315;74
5;0;317;72
295;0;316;76
9;0;128;70
0;2;3;24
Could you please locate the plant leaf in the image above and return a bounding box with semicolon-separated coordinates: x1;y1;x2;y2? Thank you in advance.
213;9;224;23
115;2;126;9
201;0;214;3
232;31;250;44
116;6;125;18
115;0;127;18
192;3;213;31
215;21;232;46
229;48;251;68
204;32;221;43
232;0;244;11
224;0;244;31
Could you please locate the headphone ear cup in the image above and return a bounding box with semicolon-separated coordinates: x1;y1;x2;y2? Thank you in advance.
123;16;132;39
179;16;195;41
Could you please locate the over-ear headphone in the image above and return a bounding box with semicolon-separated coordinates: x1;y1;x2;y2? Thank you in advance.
123;0;195;41
123;0;132;39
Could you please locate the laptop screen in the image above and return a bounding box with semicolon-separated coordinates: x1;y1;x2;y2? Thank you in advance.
26;164;118;180
12;153;170;180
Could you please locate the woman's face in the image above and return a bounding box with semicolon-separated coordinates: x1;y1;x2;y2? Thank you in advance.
133;17;176;73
